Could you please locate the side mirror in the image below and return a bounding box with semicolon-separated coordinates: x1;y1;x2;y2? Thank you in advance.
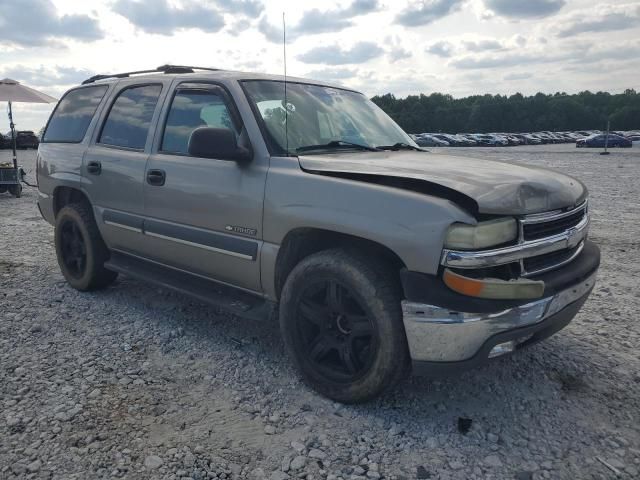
188;127;252;162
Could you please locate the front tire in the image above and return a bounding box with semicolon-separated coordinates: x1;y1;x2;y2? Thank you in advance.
279;249;410;403
55;203;117;291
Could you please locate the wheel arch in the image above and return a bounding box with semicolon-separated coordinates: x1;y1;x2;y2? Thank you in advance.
53;186;92;218
273;227;406;301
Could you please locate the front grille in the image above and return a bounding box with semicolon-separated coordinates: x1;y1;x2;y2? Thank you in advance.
523;243;582;275
440;201;590;278
523;205;586;241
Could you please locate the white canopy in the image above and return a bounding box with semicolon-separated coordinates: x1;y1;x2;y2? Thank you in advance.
2;78;57;170
0;78;57;103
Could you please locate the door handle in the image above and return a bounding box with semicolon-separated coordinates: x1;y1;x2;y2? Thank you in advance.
87;161;101;175
147;169;166;186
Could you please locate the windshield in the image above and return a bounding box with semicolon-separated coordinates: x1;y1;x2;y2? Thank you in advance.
242;80;416;154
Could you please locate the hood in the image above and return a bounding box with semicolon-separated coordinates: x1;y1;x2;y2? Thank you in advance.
298;151;587;216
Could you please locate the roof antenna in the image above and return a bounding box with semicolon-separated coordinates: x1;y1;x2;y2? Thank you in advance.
283;11;289;156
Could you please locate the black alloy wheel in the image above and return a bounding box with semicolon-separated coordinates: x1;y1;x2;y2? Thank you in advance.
295;279;378;383
279;249;410;403
59;219;87;279
54;203;117;291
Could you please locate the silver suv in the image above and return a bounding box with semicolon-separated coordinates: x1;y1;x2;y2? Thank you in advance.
37;65;600;403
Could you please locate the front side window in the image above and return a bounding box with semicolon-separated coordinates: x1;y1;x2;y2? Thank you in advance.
43;85;108;143
161;88;236;155
99;84;162;149
242;80;414;154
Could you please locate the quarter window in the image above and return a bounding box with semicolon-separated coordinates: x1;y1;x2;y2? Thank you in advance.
99;84;162;150
43;86;108;143
161;89;236;155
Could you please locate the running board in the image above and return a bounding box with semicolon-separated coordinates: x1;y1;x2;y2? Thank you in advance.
105;251;274;322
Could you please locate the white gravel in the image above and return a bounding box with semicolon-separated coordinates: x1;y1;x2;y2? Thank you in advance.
1;145;639;480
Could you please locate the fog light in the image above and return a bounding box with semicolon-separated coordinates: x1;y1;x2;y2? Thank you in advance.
488;341;516;358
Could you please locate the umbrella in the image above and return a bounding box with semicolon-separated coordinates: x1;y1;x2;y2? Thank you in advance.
0;78;57;169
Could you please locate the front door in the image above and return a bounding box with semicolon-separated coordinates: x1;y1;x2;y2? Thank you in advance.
83;82;165;254
143;82;267;292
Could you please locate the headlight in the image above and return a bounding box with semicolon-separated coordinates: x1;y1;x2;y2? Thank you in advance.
444;217;517;250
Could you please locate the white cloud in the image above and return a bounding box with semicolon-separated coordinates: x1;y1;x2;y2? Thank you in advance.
503;72;533;81
298;42;385;65
426;41;455;58
482;0;566;19
113;0;225;35
0;0;103;47
258;0;381;43
0;65;95;87
395;0;465;27
553;3;640;37
0;0;639;131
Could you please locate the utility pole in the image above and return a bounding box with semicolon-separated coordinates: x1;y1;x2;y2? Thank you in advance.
8;100;18;169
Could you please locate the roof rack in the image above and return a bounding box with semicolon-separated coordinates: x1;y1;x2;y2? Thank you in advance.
81;65;221;85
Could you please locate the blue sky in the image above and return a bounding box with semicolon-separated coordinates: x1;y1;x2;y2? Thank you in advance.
1;0;639;130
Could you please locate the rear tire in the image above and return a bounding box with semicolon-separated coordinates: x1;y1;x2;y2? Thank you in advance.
279;249;410;403
55;202;117;291
9;184;21;198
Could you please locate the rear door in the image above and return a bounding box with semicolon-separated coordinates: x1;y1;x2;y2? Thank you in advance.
38;84;111;217
83;81;167;254
142;81;267;292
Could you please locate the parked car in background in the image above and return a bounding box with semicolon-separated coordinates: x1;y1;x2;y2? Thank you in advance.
447;134;477;146
576;130;601;137
459;134;479;144
527;133;548;144
467;133;508;146
404;130;634;148
576;134;632;148
503;134;523;146
465;134;492;146
628;135;640;147
564;132;585;141
554;132;574;143
513;133;542;145
15;130;40;149
537;132;560;143
432;133;472;146
413;133;449;147
0;133;9;149
5;130;40;149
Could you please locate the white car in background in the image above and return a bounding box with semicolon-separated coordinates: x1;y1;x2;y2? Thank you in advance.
412;133;450;147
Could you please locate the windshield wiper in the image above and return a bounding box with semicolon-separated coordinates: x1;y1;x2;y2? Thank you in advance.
296;140;381;153
376;142;426;152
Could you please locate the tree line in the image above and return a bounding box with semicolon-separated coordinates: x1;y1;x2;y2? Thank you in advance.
370;89;640;134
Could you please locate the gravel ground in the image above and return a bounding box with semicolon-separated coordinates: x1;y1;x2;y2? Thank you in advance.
1;145;639;480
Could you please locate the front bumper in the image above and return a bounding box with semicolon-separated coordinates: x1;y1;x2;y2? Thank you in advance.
401;241;599;368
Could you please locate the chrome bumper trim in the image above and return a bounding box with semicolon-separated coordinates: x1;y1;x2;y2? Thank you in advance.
521;200;587;225
441;215;589;269
401;270;597;362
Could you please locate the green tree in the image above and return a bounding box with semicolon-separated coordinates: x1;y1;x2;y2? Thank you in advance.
371;89;640;133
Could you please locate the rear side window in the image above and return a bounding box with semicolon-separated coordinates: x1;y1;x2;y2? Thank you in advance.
161;88;237;155
99;84;162;150
43;86;108;143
